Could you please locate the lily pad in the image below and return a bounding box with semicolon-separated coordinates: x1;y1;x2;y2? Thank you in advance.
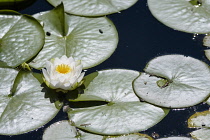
46;0;138;16
0;68;59;135
43;120;154;140
148;0;210;33
207;97;210;105
188;110;210;128
0;10;45;68
190;128;210;140
133;55;210;108
156;137;195;140
29;4;118;69
68;69;169;135
43;120;104;140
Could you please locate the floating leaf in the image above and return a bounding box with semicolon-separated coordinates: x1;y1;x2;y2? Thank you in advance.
0;68;59;135
190;128;210;140
43;120;153;140
157;137;195;140
68;69;169;135
148;0;210;33
188;110;210;128
0;10;45;68
29;4;118;69
46;0;138;16
42;120;103;140
133;55;210;108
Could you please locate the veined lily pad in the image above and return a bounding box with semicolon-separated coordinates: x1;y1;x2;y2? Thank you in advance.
0;10;44;68
157;137;195;140
29;4;118;69
68;69;169;135
46;0;138;16
148;0;210;33
188;110;210;128
43;120;104;140
190;128;210;140
43;120;153;140
0;68;59;135
133;55;210;108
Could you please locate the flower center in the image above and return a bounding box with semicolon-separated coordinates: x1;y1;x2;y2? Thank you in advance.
56;64;71;74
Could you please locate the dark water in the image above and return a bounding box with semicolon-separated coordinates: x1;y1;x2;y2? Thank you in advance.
0;0;209;139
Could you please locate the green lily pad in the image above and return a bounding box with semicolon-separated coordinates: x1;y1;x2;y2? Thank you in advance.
46;0;138;16
188;110;210;128
191;128;210;140
157;137;195;140
29;4;118;69
148;0;210;33
43;120;154;140
0;68;59;135
0;10;45;68
68;69;169;135
133;55;210;108
43;120;104;140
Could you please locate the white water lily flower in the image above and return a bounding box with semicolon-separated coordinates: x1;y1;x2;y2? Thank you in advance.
42;55;85;91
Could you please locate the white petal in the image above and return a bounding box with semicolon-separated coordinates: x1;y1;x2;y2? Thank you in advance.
77;72;85;82
42;69;50;82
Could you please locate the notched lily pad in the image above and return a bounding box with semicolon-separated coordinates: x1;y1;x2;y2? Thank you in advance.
188;110;210;128
0;10;45;68
133;55;210;108
0;68;59;135
148;0;210;33
46;0;138;16
29;4;118;69
68;69;169;135
42;120;103;140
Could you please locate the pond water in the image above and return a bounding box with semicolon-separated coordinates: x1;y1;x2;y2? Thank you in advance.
0;0;209;139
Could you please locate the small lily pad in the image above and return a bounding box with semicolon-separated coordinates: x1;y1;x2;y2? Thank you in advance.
190;128;210;140
0;10;45;68
148;0;210;33
29;4;118;69
133;55;210;108
68;69;169;135
43;120;104;140
0;68;59;135
157;137;195;140
188;110;210;128
43;120;153;140
46;0;138;16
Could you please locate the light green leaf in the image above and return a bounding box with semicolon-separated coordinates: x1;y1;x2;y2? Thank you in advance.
157;137;195;140
68;69;169;135
43;120;154;140
133;55;210;108
29;4;118;69
0;68;59;135
46;0;138;16
0;10;45;68
148;0;210;33
188;110;210;128
42;120;103;140
191;128;210;140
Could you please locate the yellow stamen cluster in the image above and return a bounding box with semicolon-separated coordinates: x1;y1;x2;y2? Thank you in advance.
56;64;71;74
